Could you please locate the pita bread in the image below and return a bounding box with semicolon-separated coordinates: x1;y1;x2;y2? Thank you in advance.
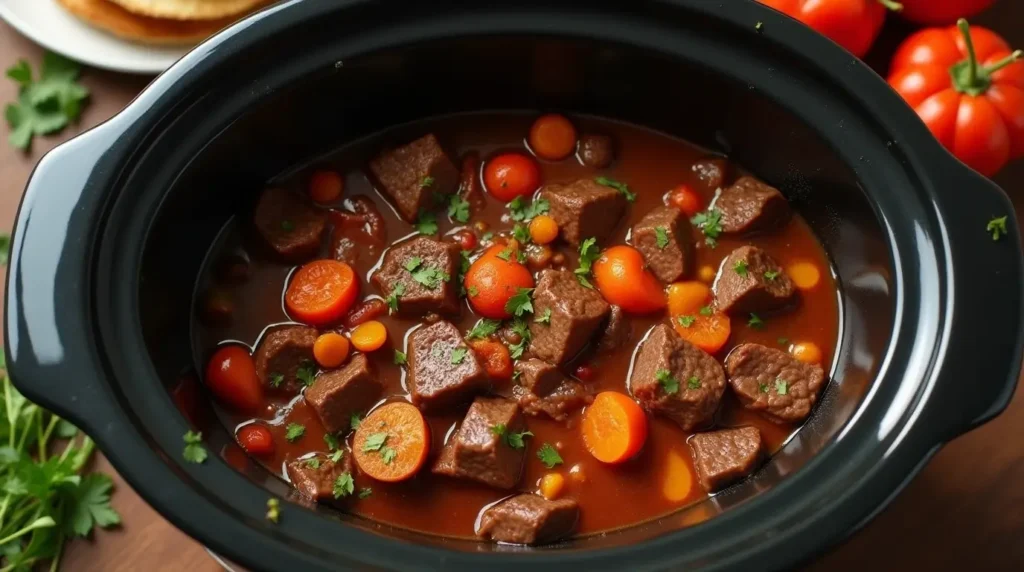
107;0;270;21
57;0;238;45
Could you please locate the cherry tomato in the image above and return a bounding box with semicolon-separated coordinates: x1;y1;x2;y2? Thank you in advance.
592;246;666;314
205;345;263;414
757;0;900;58
665;184;703;217
529;114;577;160
574;364;594;382
483;153;541;202
237;424;275;456
451;229;477;251
897;0;996;25
464;245;535;319
889;21;1024;176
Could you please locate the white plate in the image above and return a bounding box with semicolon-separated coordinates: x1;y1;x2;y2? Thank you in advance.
0;0;190;75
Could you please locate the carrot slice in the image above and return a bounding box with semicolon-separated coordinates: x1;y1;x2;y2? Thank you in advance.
790;341;823;365
313;332;350;368
350;321;388;352
581;392;648;464
667;281;712;317
673;312;732;354
352;402;430;482
285;260;358;326
662;449;694;502
469;339;513;380
787;261;821;290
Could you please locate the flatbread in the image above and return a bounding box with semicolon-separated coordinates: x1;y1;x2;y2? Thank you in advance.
107;0;270;21
57;0;238;45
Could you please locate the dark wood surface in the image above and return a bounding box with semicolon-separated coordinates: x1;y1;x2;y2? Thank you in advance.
1;3;1023;570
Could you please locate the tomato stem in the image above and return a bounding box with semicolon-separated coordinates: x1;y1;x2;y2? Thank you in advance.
984;50;1023;76
877;0;903;11
958;18;980;88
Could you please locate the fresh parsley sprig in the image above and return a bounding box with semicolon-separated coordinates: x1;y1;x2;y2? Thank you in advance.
4;53;90;150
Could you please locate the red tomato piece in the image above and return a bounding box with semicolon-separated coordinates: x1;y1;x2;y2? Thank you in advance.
665;184;703;217
896;0;996;26
237;424;275;456
205;345;263;414
757;0;898;58
483;153;541;202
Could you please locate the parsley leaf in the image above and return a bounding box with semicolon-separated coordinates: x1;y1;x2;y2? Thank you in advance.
748;313;765;329
656;369;679;394
575;237;601;288
775;379;789;395
0;233;9;266
496;245;514;261
329;450;344;463
333;473;355;499
305;458;321;469
350;413;362;431
988;216;1008;241
490;423;507;438
467;318;501;340
68;474;122;535
759;383;770;393
677;315;696;328
183;431;207;464
508;197;550;222
509;318;532;359
324;433;340;451
468;285;479;297
266;498;280;523
537;443;564;468
535;308;552;325
420;176;435;188
411;265;449;289
393;350;407;365
513;223;532;244
269;372;284;388
296;361;317;387
404;257;423;272
358;487;373;499
451;347;469;365
448;194;471;223
687;376;702;390
381;447;398;465
595;176;636;202
415;211;438;235
506;430;533;450
362;432;389;452
699;305;713;316
764;270;780;281
285;423;306;442
4;53;90;150
733;259;749;277
386;283;405;312
655;227;670;249
505;287;534;317
691;208;723;248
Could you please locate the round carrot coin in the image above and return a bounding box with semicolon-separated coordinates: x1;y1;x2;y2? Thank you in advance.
313;332;351;368
352;402;431;482
581;391;648;464
285;260;359;326
529;114;578;161
350;321;388;352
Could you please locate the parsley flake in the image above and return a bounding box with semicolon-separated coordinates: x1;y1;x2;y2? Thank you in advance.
678;315;696;328
386;282;405;312
362;432;389;452
394;350;407;365
269;372;284;388
691;208;723;248
333;473;355;499
183;430;208;464
266;498;280;523
285;423;306;442
415;211;438;235
404;257;422;272
358;487;373;499
506;430;533;450
496;245;514;261
296;360;317;387
324;433;340;451
411;265;449;289
988;216;1008;241
505;287;534;317
467;318;501;340
777;337;790;346
775;379;789;395
687;376;702;390
381;447;398;465
420;176;435;188
508;197;550;222
304;458;321;469
451;347;469;365
699;305;713;316
595;176;636;202
329;450;345;463
656;369;679;394
759;383;770;393
4;53;90;151
468;285;479;297
537;443;564;468
575;237;601;288
748;313;765;329
350;413;362;431
513;223;532;244
535;308;552;325
734;259;749;277
764;270;781;281
509;318;532;359
448;194;471;223
655;227;670;249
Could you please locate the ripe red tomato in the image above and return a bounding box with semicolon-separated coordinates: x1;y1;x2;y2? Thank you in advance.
237;424;275;456
205;345;263;414
463;245;535;319
666;184;703;217
757;0;899;58
889;21;1024;176
897;0;996;25
483;153;541;202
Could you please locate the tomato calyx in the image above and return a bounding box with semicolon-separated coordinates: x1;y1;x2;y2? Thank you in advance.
950;19;1024;96
877;0;903;12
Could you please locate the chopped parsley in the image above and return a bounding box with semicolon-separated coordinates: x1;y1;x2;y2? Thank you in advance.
764;270;781;281
505;287;534;317
496;245;514;261
451;347;469;365
775;379;789;395
654;227;670;249
285;423;306;442
183;430;208;464
386;283;405;312
733;259;749;277
759;383;770;394
329;450;344;463
691;208;723;248
266;498;280;523
777;337;790;346
393;350;407;365
467;318;501;340
280;220;295;232
988;216;1008;241
350;413;362;431
333;473;355;499
490;423;507;438
362;432;389;452
448;194;471;223
505;430;533;450
513;223;532;244
575;237;601;288
656;369;679;394
508;197;550;222
381;447;398;465
755;21;764;32
595;176;636;202
358;487;373;499
699;305;713;316
404;257;422;272
324;433;340;451
481;231;495;242
748;313;765;329
296;360;317;387
304;458;321;469
420;176;435;188
535;308;552;325
687;376;702;390
411;265;449;289
269;372;284;388
509;318;532;359
468;285;479;297
537;443;564;468
415;211;438;235
677;315;696;328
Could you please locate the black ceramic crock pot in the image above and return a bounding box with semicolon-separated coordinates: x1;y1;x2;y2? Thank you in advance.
5;1;1024;570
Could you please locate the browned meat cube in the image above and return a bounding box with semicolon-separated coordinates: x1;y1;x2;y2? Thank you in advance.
529;270;610;365
252;187;327;262
632;206;691;283
629;324;726;430
285;452;355;503
432;397;526;489
597;304;631;352
513;379;591;421
688;426;762;492
539;179;627;246
726;343;826;423
713;246;796;315
407;320;489;411
578;134;614;168
304;354;383;434
477;494;579;545
514;359;563;396
372;236;461;316
253;325;317;393
692;158;729;190
713;176;790;234
368;134;459;222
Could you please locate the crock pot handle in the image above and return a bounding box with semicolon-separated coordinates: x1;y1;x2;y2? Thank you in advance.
927;162;1024;440
4;121;125;435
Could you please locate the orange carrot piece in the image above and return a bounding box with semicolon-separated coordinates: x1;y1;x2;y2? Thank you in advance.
787;261;821;290
350;320;388;352
352;402;430;482
593;246;666;314
528;114;577;161
662;449;694;502
791;341;823;365
469;339;513;380
313;332;350;368
673;311;732;354
285;260;359;326
581;391;648;464
667;281;712;317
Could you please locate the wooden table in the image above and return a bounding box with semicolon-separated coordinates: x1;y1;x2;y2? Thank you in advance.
2;5;1024;570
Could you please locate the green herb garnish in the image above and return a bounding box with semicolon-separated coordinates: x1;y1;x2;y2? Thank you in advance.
394;350;407;365
734;259;749;278
183;430;208;464
467;318;501;340
362;433;389;452
333;473;355;499
537;443;564;468
451;347;468;365
448;195;470;223
415;211;438;235
655;227;670;249
505;287;534;317
575;237;601;288
677;315;696;328
656;369;679;394
988;216;1008;241
748;313;765;329
691;208;723;248
285;423;306;442
595;176;636;202
4;53;90;150
535;308;552;325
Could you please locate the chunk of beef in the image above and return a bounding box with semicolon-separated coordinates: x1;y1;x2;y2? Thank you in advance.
597;304;631;352
726;343;826;423
713;176;790;234
330;196;387;266
514;359;563;396
286;452;355;503
304;354;383;434
253;326;317;393
372;236;461;316
252;187;327;262
632;206;691;283
692;158;729;190
713;246;796;315
432;397;526;488
578;134;614;168
477;494;579;545
369;134;459;222
458;152;486;213
688;426;762;492
629;324;727;430
513;379;591;421
408;320;489;411
529;270;610;365
539;179;627;245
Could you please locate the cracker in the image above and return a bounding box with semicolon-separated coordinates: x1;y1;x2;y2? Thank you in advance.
57;0;239;45
107;0;270;21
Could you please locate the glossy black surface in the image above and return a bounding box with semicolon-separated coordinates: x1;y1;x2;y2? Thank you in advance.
5;1;1023;570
